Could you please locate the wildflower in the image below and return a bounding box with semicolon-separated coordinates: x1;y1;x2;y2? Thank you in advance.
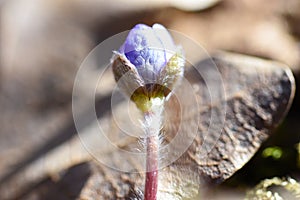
111;23;185;200
111;23;184;109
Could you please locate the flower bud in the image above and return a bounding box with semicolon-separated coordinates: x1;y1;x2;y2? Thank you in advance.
111;23;184;111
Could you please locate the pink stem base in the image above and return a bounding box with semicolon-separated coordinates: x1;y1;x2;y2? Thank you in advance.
144;135;158;200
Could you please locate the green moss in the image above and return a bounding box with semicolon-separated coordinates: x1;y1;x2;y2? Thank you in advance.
262;146;283;160
245;177;300;200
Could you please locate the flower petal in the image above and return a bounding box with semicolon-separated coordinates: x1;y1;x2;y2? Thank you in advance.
121;24;167;82
152;23;176;61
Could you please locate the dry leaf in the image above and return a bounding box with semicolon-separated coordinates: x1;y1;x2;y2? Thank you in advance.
78;52;295;199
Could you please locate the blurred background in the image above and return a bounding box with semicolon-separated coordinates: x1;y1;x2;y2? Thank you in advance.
0;0;299;199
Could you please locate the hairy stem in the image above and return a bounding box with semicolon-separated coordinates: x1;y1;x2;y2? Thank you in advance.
143;99;164;200
144;135;159;200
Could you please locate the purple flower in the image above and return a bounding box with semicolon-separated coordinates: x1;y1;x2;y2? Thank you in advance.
119;24;176;83
111;23;184;101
